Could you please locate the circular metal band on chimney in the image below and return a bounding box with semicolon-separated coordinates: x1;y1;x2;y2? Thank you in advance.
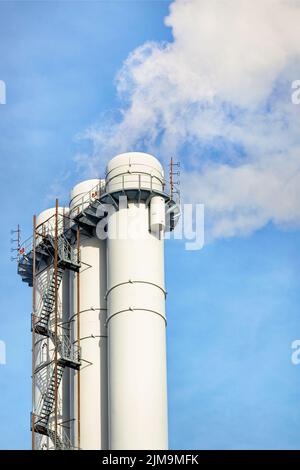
105;279;167;300
106;308;167;326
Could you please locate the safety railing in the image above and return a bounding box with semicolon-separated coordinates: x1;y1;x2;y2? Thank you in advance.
68;172;174;219
58;334;80;365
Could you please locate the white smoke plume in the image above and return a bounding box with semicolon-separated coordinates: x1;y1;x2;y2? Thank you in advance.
79;0;300;240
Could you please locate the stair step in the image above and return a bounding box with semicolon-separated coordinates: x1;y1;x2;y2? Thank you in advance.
39;364;65;421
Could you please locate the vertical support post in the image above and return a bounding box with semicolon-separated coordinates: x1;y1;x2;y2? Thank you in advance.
170;157;173;199
31;215;37;450
17;224;21;254
77;228;81;449
54;199;59;448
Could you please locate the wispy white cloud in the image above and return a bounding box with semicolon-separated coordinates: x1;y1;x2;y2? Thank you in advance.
45;170;72;206
78;0;300;240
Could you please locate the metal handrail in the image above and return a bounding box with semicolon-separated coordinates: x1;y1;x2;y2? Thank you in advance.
68;172;174;220
18;171;176;261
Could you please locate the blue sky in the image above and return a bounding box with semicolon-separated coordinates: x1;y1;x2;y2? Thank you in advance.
0;0;300;450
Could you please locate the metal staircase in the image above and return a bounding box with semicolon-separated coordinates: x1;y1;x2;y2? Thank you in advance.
18;218;80;287
47;428;64;450
34;363;64;435
35;267;64;336
21;209;82;450
33;336;80;448
33;332;80;449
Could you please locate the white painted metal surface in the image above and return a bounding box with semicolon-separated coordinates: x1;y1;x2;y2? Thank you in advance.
69;179;101;216
69;180;108;450
35;207;70;449
106;152;164;193
150;195;166;234
106;153;168;450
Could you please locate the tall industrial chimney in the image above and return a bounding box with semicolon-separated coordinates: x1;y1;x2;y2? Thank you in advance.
69;179;108;450
106;153;168;449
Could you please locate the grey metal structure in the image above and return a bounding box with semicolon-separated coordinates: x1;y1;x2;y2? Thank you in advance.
19;212;81;449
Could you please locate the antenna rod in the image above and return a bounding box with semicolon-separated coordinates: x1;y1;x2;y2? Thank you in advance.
170;157;173;198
